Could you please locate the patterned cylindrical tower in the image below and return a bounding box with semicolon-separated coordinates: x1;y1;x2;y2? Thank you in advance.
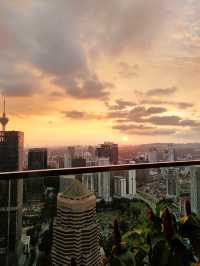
51;179;101;266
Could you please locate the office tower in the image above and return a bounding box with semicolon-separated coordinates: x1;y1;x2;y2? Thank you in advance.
97;158;111;202
64;147;75;168
0;131;24;263
81;160;98;193
168;144;176;161
51;179;101;266
0;131;24;171
191;166;200;214
23;149;29;169
88;145;95;158
67;146;76;158
114;176;127;198
0;97;24;265
28;148;48;169
135;155;149;188
82;173;95;192
71;157;86;167
64;153;86;168
95;142;117;199
53;155;64;168
95;142;118;165
61;155;86;193
166;168;179;198
148;148;158;163
25;148;48;202
128;167;136;197
128;161;136;194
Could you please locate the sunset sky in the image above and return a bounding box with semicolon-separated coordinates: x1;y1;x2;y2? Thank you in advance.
1;0;200;146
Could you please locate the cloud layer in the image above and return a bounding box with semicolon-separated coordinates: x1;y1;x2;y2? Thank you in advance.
0;0;186;99
0;0;200;143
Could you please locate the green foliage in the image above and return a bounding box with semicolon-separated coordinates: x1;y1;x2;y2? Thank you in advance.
98;198;199;265
129;202;141;221
110;249;136;266
151;238;193;266
151;239;170;266
122;228;149;265
156;198;177;216
122;229;149;253
134;248;147;266
180;214;200;260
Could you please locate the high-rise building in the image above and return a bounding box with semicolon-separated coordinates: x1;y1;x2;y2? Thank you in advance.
61;154;87;194
64;150;86;168
64;147;75;168
82;173;95;192
67;146;76;158
51;179;101;266
191;166;200;214
0;131;24;263
28;148;48;169
51;155;64;168
148;148;158;163
166;168;179;198
0;131;24;171
135;156;149;188
167;144;176;161
114;176;127;198
97;157;111;202
80;160;98;194
24;148;48;202
0;98;24;265
128;168;136;197
95;142;118;165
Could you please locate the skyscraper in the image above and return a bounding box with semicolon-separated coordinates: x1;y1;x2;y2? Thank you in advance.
135;155;149;188
0;97;24;265
97;157;111;202
51;179;101;265
0;130;24;263
166;168;179;198
167;144;176;161
28;148;48;169
148;147;158;163
114;176;127;198
191;166;200;214
24;148;48;202
95;142;118;165
61;150;87;193
128;168;136;197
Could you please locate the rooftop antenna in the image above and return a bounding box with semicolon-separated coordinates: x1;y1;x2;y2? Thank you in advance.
0;95;9;131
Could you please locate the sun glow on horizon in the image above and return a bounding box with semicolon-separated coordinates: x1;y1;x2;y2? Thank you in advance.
122;136;128;142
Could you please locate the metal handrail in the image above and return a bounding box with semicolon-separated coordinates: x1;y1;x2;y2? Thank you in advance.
0;160;200;180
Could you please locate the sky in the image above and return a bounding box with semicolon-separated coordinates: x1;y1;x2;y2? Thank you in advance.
1;0;200;146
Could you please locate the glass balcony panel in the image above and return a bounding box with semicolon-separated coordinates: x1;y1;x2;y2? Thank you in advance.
0;163;198;265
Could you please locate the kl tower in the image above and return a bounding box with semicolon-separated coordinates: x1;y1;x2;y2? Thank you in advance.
0;96;9;131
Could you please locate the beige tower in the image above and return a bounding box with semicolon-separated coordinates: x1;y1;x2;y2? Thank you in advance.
51;179;101;266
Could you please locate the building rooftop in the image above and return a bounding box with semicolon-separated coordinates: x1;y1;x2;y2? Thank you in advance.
62;179;88;198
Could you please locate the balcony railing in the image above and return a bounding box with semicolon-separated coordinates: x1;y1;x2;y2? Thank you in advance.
0;160;199;266
1;159;200;179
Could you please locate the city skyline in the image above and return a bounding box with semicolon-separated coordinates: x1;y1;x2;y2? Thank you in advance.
1;1;200;146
